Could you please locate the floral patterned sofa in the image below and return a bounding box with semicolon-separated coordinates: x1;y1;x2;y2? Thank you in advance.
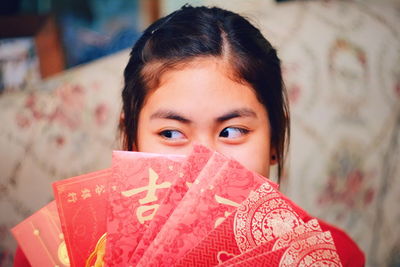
0;50;128;265
0;1;399;266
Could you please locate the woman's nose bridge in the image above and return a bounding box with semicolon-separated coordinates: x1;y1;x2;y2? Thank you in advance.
192;134;216;150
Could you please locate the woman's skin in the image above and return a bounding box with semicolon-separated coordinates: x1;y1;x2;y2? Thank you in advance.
136;57;276;177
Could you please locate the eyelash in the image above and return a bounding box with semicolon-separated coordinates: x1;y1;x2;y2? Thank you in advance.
158;129;186;140
219;127;250;139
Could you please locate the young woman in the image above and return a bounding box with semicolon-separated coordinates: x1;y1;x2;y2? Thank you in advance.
118;5;365;266
14;5;365;266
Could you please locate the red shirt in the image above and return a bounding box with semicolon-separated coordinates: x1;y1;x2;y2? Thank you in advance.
317;219;365;267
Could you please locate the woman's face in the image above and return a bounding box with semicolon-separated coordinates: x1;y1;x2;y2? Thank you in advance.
136;57;273;177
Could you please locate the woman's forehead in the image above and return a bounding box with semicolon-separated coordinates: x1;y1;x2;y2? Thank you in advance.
149;60;250;97
142;56;247;92
140;59;268;123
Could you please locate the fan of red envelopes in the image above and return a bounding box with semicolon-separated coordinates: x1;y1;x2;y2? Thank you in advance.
12;145;343;267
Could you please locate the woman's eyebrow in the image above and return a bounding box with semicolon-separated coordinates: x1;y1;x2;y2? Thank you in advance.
216;108;257;122
150;109;192;123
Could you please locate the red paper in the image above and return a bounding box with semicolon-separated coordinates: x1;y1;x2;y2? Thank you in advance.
218;219;322;266
104;151;185;266
175;182;309;266
138;159;267;266
129;146;217;264
231;231;342;266
233;183;306;253
11;201;70;267
174;205;239;267
53;168;111;267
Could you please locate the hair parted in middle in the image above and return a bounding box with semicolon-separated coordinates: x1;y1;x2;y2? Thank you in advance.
120;5;290;180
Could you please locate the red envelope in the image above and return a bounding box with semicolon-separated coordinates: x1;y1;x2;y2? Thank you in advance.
180;145;215;181
138;159;267;267
11;201;70;267
174;205;239;267
218;219;322;266
53;168;111;267
175;182;310;266
231;231;342;266
129;146;219;265
104;151;185;266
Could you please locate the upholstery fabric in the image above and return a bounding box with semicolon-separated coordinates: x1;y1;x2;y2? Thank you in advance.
0;51;128;265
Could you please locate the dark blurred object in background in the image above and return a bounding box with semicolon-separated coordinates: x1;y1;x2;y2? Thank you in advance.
53;0;142;68
0;0;159;93
0;15;63;92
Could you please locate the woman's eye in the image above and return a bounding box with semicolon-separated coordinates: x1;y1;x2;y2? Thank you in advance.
159;130;185;140
219;127;249;139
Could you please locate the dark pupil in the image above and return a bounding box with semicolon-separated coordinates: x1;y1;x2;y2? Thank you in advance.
164;130;173;138
220;128;229;138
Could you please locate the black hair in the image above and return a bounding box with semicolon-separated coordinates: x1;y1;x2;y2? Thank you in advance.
121;5;290;181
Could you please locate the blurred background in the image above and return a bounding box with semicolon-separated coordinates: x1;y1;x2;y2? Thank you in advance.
0;0;399;266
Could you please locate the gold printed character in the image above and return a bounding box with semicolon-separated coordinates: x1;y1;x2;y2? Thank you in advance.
214;195;241;208
121;168;171;205
67;192;78;203
81;188;92;199
95;184;106;195
214;195;240;228
136;204;160;224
